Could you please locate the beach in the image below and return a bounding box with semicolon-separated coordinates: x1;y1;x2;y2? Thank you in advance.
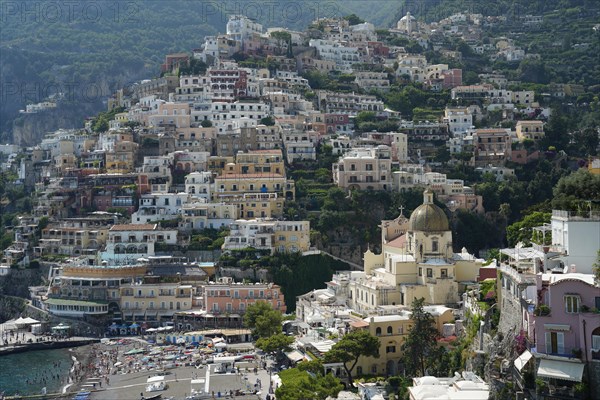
69;338;276;400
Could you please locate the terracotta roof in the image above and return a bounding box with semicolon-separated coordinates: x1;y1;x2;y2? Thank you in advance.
350;320;370;328
109;224;157;231
386;234;406;248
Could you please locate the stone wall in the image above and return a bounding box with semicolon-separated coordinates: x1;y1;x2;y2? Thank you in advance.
498;285;522;339
589;361;600;400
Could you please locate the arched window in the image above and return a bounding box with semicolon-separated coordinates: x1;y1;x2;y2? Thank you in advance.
375;327;382;336
592;327;600;359
387;326;393;335
432;240;438;252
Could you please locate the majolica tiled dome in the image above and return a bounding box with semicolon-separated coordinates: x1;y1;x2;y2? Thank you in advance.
408;189;449;232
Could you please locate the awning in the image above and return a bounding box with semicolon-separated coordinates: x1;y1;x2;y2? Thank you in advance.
543;324;570;331
285;350;305;363
537;359;584;382
514;350;532;372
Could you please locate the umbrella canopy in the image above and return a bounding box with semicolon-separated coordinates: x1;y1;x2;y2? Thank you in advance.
1;320;18;331
130;323;140;328
19;317;40;325
214;342;227;348
146;328;157;333
125;348;146;355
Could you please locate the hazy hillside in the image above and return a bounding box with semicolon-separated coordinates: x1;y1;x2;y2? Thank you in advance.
1;0;598;142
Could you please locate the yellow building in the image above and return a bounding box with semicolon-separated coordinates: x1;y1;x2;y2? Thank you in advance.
106;141;139;173
234;149;285;175
119;282;193;323
208;156;235;175
40;217;111;256
516;120;544;141
588;158;600;175
352;306;454;376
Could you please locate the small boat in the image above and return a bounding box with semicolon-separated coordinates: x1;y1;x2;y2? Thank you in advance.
146;375;167;392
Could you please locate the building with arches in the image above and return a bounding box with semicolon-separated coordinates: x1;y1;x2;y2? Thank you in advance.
101;224;177;265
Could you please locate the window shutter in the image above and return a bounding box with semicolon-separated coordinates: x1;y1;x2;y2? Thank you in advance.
557;332;565;354
592;335;600;351
545;332;551;353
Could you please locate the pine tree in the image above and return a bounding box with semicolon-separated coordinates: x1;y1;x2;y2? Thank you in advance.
401;298;441;376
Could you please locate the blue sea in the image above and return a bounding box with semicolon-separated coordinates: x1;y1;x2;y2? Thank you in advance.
0;348;74;396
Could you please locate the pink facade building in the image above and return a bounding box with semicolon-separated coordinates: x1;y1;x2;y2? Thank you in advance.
534;274;600;361
200;280;286;315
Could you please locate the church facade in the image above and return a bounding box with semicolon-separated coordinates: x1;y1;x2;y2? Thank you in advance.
349;189;482;312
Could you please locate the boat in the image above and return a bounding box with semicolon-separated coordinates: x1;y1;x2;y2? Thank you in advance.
146;375;167;392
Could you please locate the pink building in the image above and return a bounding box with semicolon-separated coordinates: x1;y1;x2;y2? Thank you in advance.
531;273;600;391
201;279;286;316
534;274;600;359
442;69;463;89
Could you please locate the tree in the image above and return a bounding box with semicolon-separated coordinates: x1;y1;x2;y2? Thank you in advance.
323;329;379;385
200;120;212;127
593;250;600;285
552;169;600;213
343;14;364;25
256;333;294;354
506;212;551;247
243;301;282;338
401;298;440;377
275;370;343;400
260;116;275;126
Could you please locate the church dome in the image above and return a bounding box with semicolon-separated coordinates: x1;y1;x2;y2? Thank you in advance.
408;189;449;232
399;11;416;22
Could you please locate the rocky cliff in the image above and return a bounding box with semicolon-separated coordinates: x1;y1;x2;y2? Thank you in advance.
11;109;83;147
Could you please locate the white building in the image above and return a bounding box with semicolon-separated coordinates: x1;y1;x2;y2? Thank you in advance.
309;39;360;72
332;146;393;191
226;15;263;45
408;372;489;400
444;108;473;135
185;171;213;200
101;224;178;265
131;193;191;224
222;219;310;254
548;210;600;274
179;201;237;231
282;129;317;163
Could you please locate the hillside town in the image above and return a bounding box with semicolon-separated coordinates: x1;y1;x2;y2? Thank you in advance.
0;10;599;400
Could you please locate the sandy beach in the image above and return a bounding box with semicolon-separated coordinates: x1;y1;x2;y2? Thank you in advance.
62;338;275;400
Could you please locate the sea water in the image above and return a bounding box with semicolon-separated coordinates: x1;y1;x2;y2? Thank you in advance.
0;348;74;396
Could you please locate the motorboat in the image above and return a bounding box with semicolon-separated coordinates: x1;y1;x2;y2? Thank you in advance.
146;375;167;392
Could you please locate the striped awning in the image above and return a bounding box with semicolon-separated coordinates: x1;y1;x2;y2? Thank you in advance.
537;359;584;382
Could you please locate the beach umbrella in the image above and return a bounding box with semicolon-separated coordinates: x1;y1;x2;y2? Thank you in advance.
1;320;18;331
215;342;227;348
130;323;140;329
